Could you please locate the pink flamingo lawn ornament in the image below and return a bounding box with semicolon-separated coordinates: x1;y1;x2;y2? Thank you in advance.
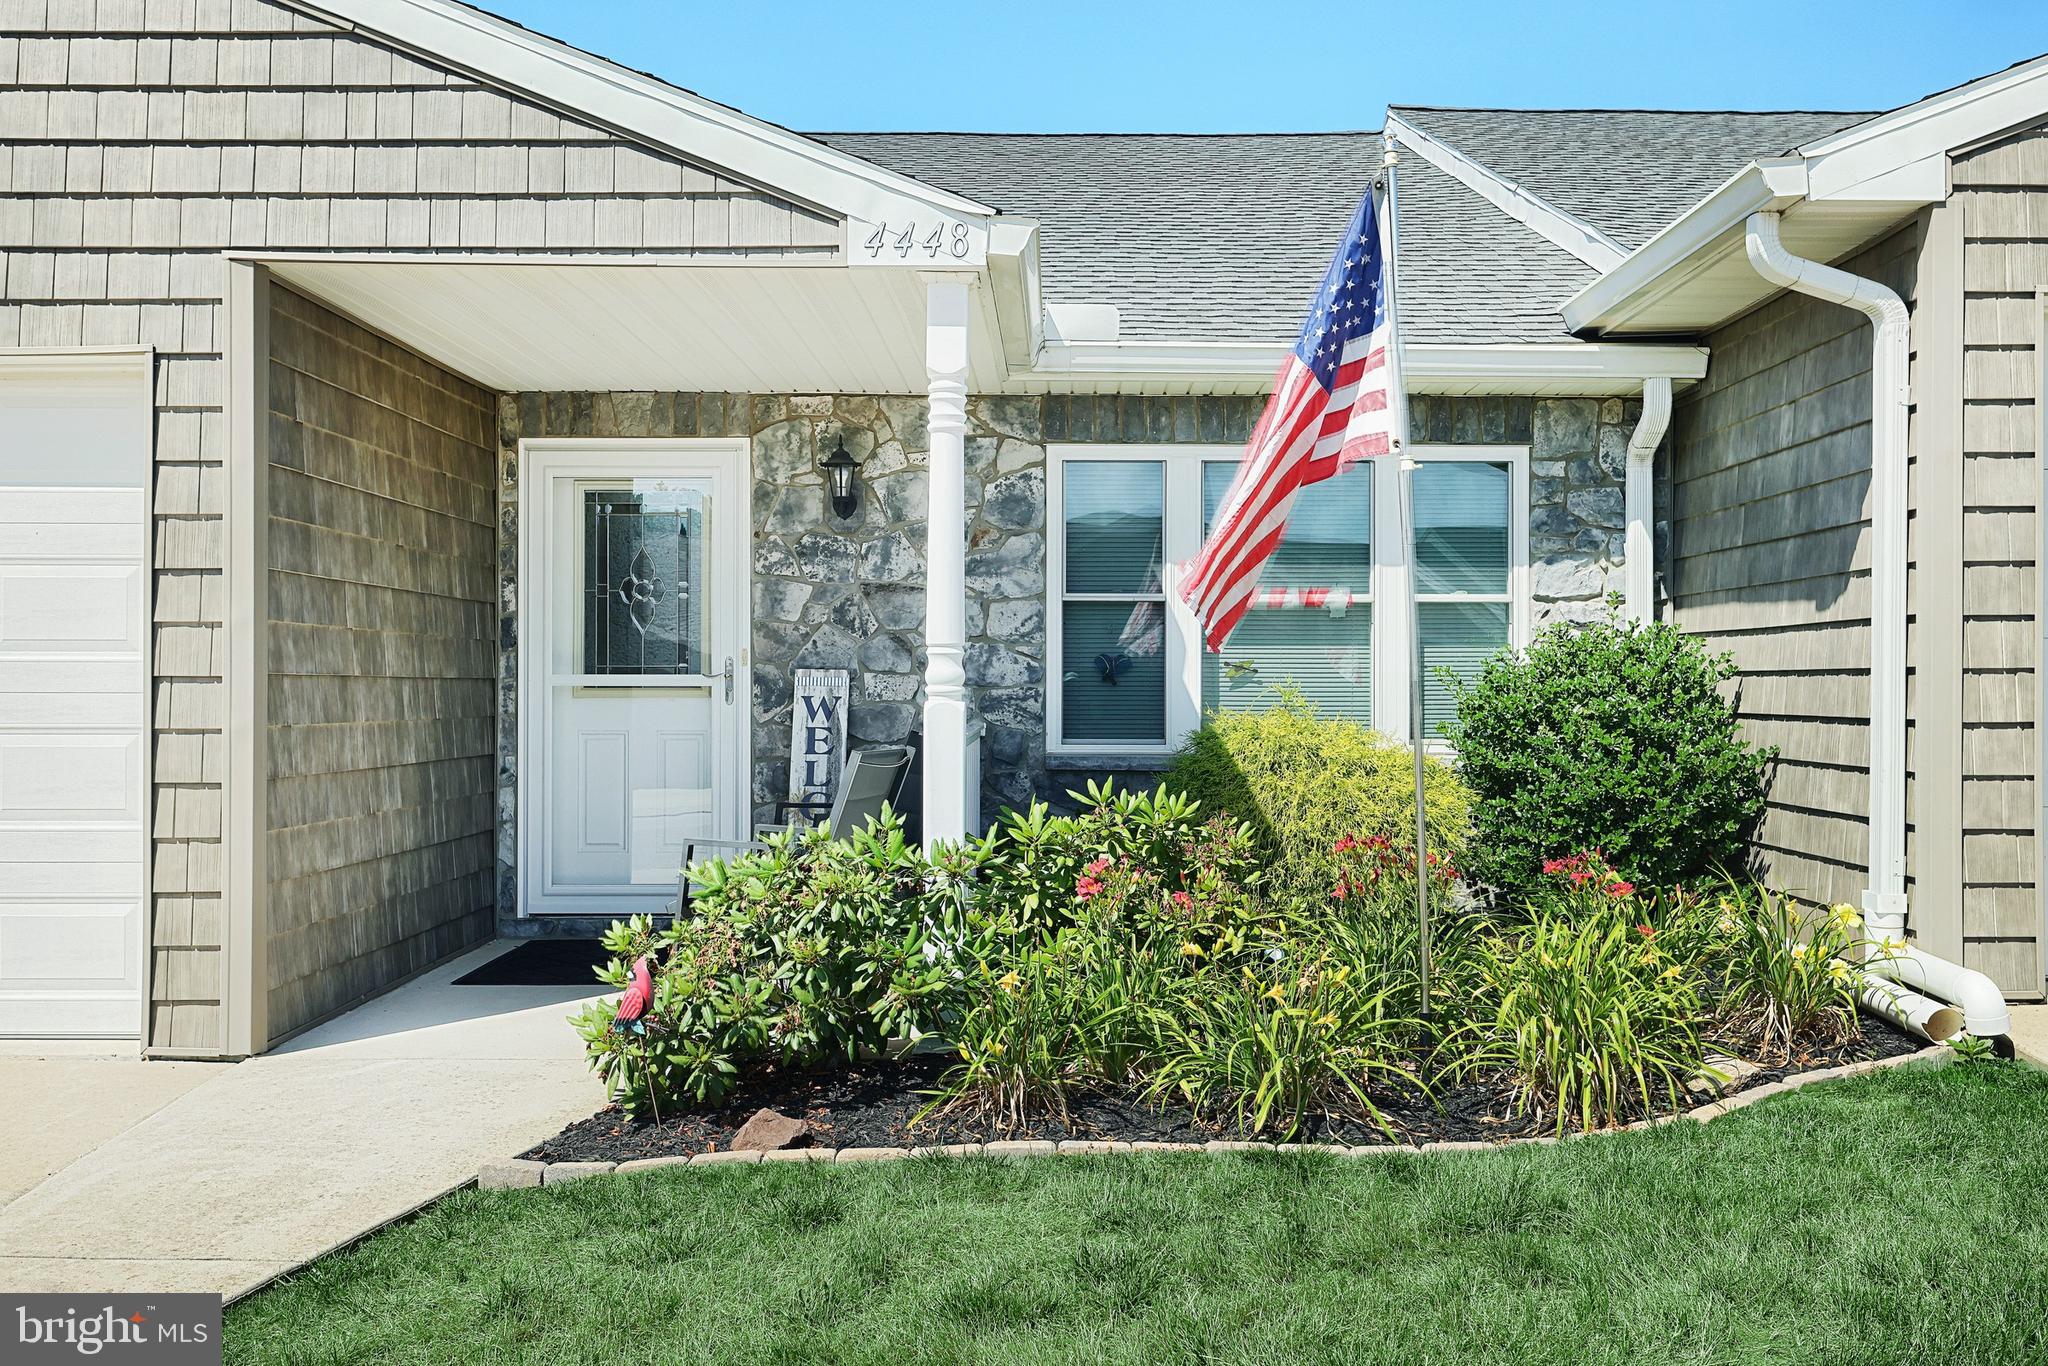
611;955;660;1123
613;955;653;1030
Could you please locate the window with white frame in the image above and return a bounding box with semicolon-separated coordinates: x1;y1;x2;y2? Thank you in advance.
1047;443;1527;753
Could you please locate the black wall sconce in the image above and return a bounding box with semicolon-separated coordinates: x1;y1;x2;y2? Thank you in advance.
820;435;863;519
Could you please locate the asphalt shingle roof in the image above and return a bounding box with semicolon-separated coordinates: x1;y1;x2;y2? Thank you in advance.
1389;107;1874;250
815;131;1593;345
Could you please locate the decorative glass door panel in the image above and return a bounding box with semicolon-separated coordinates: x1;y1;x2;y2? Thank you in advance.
583;488;705;676
524;449;746;917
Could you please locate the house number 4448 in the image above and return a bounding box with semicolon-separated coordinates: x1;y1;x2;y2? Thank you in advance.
864;221;973;260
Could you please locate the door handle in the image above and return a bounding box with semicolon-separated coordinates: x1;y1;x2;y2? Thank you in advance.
723;656;735;704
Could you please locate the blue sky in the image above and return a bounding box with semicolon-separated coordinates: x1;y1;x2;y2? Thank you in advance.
485;1;2047;132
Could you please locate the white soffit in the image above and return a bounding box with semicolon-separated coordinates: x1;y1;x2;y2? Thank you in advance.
265;258;1010;394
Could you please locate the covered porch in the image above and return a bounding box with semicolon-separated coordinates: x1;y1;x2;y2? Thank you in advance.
219;243;1036;1055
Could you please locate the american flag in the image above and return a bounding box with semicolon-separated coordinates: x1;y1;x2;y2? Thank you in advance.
1179;186;1400;650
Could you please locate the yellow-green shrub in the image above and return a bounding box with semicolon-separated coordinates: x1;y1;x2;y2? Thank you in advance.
1163;692;1473;898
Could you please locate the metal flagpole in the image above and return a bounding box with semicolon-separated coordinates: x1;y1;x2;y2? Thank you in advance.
1381;132;1430;1017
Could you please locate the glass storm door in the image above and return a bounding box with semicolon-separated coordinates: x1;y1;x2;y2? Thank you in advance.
525;444;746;916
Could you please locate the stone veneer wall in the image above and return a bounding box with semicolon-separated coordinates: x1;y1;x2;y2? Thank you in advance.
1405;393;1663;628
492;390;1651;922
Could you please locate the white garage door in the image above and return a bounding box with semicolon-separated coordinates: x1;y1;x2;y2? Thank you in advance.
0;352;153;1038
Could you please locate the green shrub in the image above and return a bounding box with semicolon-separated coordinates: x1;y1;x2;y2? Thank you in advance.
1443;606;1772;898
571;811;957;1116
1163;692;1473;899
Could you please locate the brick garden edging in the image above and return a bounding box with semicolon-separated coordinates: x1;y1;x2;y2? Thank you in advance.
478;1046;1948;1189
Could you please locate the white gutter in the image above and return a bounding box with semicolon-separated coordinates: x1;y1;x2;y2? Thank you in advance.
1743;210;2009;1040
1562;159;1808;333
1026;339;1709;392
1622;376;1672;622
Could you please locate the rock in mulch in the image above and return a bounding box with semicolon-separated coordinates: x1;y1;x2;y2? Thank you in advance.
731;1107;809;1151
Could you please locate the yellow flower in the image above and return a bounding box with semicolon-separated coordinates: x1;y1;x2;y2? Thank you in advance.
996;970;1021;993
1830;903;1862;930
1829;961;1854;984
1662;965;1683;981
1330;963;1353;986
1180;941;1205;959
1717;915;1737;935
1314;1012;1339;1030
1262;982;1287;1003
1878;935;1907;955
1790;943;1809;961
986;1040;1006;1056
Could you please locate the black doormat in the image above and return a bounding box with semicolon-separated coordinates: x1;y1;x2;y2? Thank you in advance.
452;939;614;987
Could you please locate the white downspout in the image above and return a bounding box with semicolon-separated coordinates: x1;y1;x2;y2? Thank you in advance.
1623;376;1672;623
1743;210;2009;1040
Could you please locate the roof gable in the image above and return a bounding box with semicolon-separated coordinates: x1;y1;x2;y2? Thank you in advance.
287;0;1000;247
821;132;1597;345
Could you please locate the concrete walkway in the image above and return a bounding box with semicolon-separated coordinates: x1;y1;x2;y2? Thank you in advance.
0;942;609;1299
2007;1003;2048;1069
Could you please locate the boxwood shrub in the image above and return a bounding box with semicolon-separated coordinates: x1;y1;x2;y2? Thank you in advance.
1163;691;1472;898
1442;607;1773;899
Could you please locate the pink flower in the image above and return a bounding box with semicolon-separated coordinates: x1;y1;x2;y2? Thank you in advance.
1333;835;1356;854
1332;881;1349;901
1543;857;1569;875
1075;875;1104;900
1085;855;1112;876
1607;881;1635;898
1635;923;1655;939
1171;891;1193;908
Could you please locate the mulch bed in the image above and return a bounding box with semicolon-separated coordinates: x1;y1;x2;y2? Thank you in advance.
521;1016;1924;1164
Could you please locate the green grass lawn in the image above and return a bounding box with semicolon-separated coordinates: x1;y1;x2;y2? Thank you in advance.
227;1061;2048;1365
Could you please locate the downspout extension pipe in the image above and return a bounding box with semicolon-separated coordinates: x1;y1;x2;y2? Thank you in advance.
1623;376;1672;623
1742;211;2011;1042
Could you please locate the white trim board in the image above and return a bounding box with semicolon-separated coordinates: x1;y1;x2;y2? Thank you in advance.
1386;115;1628;273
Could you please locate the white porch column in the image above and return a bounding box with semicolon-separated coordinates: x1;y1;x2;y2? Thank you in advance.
921;276;973;843
1623;376;1673;623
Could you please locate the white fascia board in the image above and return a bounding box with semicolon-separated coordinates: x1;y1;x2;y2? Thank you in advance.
1799;51;2048;199
1561;161;1803;333
291;0;999;232
1029;339;1707;387
1387;114;1628;273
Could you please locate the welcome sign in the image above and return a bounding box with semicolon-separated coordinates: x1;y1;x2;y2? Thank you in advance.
786;668;850;824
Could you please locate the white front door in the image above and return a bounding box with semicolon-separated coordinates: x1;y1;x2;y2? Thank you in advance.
0;352;153;1037
520;442;749;917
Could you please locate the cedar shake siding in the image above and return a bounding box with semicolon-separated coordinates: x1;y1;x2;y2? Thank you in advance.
1668;224;1923;920
264;286;495;1038
1948;123;2048;995
0;0;835;1054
